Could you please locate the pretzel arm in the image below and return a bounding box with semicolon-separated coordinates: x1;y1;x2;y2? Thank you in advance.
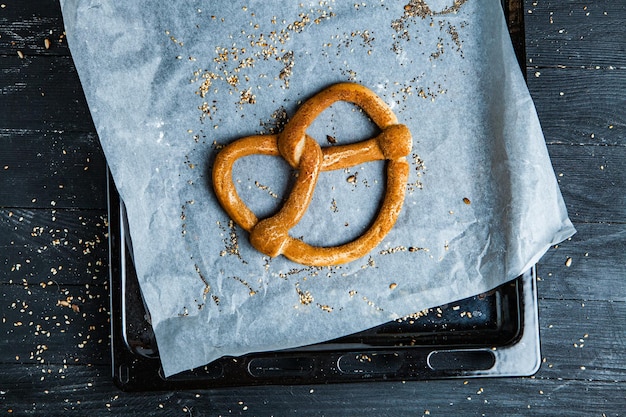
322;138;383;171
322;124;412;171
212;135;280;231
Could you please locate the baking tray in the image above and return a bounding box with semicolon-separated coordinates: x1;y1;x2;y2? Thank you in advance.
108;0;540;391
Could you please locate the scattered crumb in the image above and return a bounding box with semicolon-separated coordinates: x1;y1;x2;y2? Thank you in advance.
231;276;257;296
317;303;333;313
254;181;279;198
295;284;313;305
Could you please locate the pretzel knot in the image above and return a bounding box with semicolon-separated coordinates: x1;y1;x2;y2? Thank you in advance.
212;83;412;266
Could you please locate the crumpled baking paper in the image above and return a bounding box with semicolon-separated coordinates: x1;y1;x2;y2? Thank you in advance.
60;0;575;376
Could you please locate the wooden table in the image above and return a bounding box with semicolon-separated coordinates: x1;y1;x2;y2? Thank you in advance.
1;1;624;415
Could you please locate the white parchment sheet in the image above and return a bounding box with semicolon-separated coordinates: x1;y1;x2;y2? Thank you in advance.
61;0;575;376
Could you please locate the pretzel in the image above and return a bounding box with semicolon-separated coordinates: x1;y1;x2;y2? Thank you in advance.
212;83;412;266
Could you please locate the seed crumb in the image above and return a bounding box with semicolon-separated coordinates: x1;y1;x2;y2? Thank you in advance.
317;304;333;313
296;284;313;305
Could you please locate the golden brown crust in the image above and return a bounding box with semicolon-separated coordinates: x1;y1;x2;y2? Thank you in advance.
212;82;412;266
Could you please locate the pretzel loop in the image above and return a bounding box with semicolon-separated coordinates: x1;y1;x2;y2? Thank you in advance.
212;83;413;266
278;83;399;169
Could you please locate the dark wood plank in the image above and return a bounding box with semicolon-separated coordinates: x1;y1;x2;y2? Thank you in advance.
0;209;108;285
547;143;626;224
525;0;626;69
0;131;106;209
0;55;94;132
0;0;69;57
537;299;626;382
0;283;110;366
1;363;624;416
1;206;109;373
538;223;626;302
528;68;626;146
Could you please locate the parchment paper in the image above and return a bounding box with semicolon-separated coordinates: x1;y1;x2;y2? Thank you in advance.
60;0;575;377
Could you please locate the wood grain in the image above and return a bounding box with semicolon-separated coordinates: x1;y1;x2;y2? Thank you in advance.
537;299;626;382
0;131;106;209
0;283;110;366
0;0;68;56
525;0;626;69
1;364;624;416
0;56;93;132
538;223;626;302
547;144;626;223
528;68;626;146
0;209;109;286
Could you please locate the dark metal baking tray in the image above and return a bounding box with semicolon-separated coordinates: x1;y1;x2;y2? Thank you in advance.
107;0;539;391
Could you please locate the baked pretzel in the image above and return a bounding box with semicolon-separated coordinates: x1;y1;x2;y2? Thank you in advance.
212;83;412;266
